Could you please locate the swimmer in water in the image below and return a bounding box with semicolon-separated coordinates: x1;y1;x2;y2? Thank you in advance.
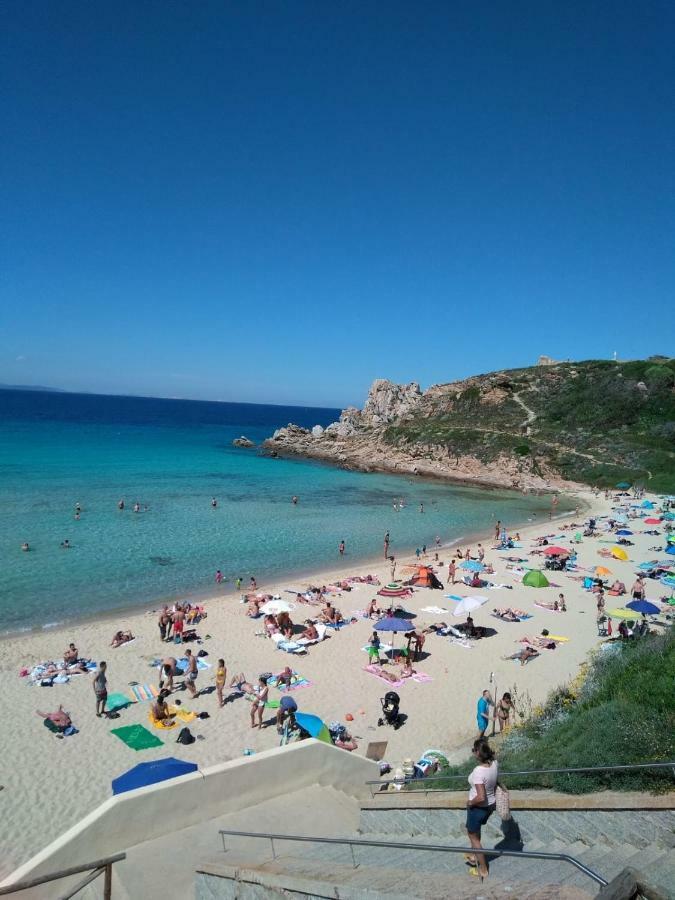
292;495;298;504
61;539;71;549
75;502;81;514
21;542;30;552
133;503;140;513
211;497;217;508
118;499;124;510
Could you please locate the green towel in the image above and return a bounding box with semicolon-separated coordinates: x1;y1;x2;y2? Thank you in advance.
107;692;133;711
110;724;163;750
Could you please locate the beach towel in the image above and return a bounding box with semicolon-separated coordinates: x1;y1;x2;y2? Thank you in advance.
449;637;473;649
271;634;307;654
361;643;394;654
148;706;197;730
363;664;405;688
411;672;433;683
110;724;163;751
267;672;312;692
129;684;159;703
175;657;211;673
534;604;563;614
107;692;134;711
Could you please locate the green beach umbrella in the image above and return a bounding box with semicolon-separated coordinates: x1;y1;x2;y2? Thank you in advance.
615;482;631;489
522;569;550;588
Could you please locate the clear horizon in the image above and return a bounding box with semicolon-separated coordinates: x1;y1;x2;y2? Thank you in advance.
2;2;674;405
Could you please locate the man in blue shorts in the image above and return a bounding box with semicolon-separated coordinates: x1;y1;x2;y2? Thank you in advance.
276;694;298;733
476;690;493;738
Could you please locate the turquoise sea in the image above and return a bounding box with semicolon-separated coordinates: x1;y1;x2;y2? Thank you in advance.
0;389;557;633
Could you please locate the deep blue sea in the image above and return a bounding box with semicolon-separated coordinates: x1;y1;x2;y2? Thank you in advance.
0;389;555;632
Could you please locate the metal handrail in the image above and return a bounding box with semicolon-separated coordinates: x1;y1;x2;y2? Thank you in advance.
0;853;126;899
365;761;675;796
218;829;608;888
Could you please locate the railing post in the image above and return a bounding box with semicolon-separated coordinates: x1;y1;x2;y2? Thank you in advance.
270;837;276;860
349;841;357;869
103;864;112;900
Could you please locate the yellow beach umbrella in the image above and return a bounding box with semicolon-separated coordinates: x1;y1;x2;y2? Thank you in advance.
611;547;629;561
607;608;636;620
595;566;613;577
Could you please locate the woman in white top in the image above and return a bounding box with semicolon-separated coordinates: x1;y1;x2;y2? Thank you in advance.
465;738;498;880
250;676;269;729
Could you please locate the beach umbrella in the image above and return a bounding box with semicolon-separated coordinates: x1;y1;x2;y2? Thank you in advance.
260;599;295;615
615;529;633;536
661;574;675;587
294;713;332;744
459;560;484;571
112;758;198;796
543;546;569;556
666;545;675;556
615;482;631;489
377;585;412;598
643;518;662;525
607;608;638;620
611;547;629;561
453;596;488;617
641;500;655;509
374;617;415;632
522;570;549;588
595;566;612;577
626;599;661;616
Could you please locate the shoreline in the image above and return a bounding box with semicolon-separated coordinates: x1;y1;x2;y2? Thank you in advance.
0;495;581;642
4;484;641;878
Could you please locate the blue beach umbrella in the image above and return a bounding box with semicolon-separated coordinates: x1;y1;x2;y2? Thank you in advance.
460;560;484;572
661;575;675;588
638;562;656;571
667;545;675;556
112;758;198;795
375;617;415;632
616;529;633;536
641;500;655;509
294;713;332;743
626;599;661;616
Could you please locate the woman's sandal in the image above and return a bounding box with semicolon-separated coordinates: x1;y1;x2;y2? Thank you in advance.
463;854;477;866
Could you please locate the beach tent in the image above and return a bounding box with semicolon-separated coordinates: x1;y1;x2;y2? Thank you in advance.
522;570;549;588
294;713;332;744
611;547;629;561
406;566;444;589
112;758;198;795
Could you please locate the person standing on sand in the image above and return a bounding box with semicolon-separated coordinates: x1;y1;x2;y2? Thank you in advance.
477;544;485;563
448;559;457;584
339;540;345;556
172;605;185;642
383;532;390;558
215;658;227;707
184;649;199;698
158;606;170;642
93;661;108;718
235;577;242;591
476;689;493;738
390;556;396;582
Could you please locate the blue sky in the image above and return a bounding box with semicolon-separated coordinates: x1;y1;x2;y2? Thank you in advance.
1;1;674;407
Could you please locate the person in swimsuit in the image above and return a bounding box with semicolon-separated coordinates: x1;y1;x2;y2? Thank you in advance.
159;658;177;692
250;676;269;729
110;630;134;647
503;646;540;666
158;606;171;642
151;691;173;723
184;649;198;698
93;661;108;717
215;569;223;584
36;705;72;730
64;643;79;665
496;693;513;732
215;659;227;707
21;542;30;551
476;690;493;738
172;606;185;642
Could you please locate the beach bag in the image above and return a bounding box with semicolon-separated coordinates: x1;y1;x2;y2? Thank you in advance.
176;727;195;745
495;783;511;821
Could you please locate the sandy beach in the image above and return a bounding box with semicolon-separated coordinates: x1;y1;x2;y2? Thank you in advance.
1;487;671;878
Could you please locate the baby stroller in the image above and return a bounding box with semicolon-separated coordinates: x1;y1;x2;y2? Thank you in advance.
378;691;403;730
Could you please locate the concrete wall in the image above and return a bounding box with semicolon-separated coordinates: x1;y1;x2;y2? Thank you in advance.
1;740;378;892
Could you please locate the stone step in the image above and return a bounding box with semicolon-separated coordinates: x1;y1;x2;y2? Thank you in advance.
197;854;597;899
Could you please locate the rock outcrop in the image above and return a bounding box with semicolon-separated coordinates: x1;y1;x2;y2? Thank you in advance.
262;358;675;493
233;436;255;448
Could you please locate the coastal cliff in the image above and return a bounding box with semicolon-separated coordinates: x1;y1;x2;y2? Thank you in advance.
264;358;675;493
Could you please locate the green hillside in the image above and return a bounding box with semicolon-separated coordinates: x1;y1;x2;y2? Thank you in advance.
383;357;675;492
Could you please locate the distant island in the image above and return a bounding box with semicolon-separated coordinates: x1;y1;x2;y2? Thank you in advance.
265;357;675;493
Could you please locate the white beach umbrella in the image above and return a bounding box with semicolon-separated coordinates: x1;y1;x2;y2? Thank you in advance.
453;596;488;617
260;600;296;615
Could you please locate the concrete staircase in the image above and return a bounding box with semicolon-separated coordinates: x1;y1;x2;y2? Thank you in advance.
194;794;675;899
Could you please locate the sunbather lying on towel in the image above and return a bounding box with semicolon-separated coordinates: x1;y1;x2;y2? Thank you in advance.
111;630;134;647
36;705;72;730
503;646;540;665
493;607;520;621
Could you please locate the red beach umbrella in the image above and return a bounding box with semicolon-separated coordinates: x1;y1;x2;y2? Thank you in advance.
644;518;662;525
543;546;569;556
